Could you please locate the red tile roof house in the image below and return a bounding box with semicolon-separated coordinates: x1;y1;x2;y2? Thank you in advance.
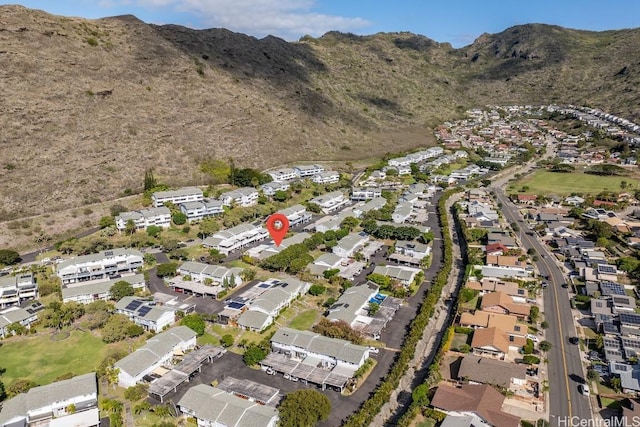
480;291;531;321
430;383;521;427
515;194;537;205
485;243;509;257
593;200;616;208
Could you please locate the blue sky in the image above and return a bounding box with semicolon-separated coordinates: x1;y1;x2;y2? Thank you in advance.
4;0;640;47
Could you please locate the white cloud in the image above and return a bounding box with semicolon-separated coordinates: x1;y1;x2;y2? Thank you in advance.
121;0;370;39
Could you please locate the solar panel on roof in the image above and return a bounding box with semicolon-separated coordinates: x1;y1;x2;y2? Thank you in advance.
620;313;640;325
258;283;270;289
125;300;143;311
600;282;625;296
138;306;152;317
603;322;619;334
598;265;617;274
228;302;245;310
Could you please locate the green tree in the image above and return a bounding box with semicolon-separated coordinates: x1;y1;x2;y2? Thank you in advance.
198;217;220;238
146;225;162;238
143;169;157;191
221;334;234;348
99;216;116;229
368;302;380;315
101;314;138;343
180;314;206;336
124;219;137;235
172;211;187;225
124;383;149;401
0;249;20;265
308;284;326;296
240;268;256;282
110;281;134;300
243;345;267;366
7;379;37;397
411;383;430;407
529;306;540;322
340;216;359;231
273;190;289;202
459;288;477;303
610;376;622;393
538;341;552;352
278;389;331;427
156;262;178;278
587;369;600;382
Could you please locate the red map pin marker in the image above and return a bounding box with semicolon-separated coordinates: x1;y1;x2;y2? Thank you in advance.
266;213;289;247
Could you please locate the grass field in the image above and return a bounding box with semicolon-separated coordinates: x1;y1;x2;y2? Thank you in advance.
508;170;639;196
288;309;319;331
0;330;130;387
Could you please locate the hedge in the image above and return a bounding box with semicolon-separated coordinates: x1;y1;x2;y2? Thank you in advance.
341;189;458;427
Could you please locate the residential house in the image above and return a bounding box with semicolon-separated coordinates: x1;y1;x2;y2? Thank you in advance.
312;170;340;185
392;202;413;223
480;291;531;320
260;181;290;196
352;197;387;217
177;262;243;287
485;243;508;256
237;278;310;332
114;326;197;387
327;282;378;328
152;187;203;208
516;194;537;205
0;273;38;309
62;273;146;304
333;232;369;258
115;296;176;332
116;207;171;231
307;252;342;277
219;187;259;207
248;233;311;261
56;249;144;285
268;168;298;182
430;383;521;427
177;384;279;427
389;240;431;266
609;362;640;394
0;302;44;339
565;195;585;206
486;232;517;249
351;187;382;201
179;200;224;222
310;191;349;214
202;223;269;255
270;327;370;371
0;373;99;427
465;278;527;302
457;355;527;389
372;265;422;286
459;310;527;344
478;265;533;279
294;164;324;178
278;204;312;227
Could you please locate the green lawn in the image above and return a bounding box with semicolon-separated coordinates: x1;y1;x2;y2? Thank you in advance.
417;418;437;427
0;330;126;386
288;309;319;331
197;332;220;346
508;170;639;196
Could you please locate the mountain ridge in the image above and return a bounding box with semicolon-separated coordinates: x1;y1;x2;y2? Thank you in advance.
0;5;639;222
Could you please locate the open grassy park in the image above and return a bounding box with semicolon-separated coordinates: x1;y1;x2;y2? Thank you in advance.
508;170;640;196
0;329;133;387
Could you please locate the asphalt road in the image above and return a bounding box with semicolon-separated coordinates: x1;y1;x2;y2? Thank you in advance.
150;191;446;426
492;186;592;425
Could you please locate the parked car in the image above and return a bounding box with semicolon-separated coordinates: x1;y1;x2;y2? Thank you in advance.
569;336;580;345
369;347;380;354
526;334;539;343
578;384;590;395
588;351;601;361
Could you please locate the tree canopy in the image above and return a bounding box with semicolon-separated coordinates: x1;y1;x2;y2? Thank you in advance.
110;281;135;301
278;389;331;427
0;249;20;265
180;314;205;336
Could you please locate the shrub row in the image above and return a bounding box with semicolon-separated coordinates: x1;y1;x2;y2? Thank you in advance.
341;189;457;427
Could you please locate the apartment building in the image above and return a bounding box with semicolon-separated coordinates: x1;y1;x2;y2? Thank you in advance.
56;249;144;285
179;200;224;222
116;206;171;231
0;273;38;309
202;223;269;255
152;187;203;208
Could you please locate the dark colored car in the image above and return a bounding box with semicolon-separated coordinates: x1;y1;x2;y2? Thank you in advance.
569;336;579;345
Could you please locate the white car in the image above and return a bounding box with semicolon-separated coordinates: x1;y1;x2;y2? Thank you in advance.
526;334;539;343
578;384;589;395
369;347;380;354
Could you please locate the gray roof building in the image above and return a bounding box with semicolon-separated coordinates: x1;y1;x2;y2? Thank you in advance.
0;372;98;427
457;355;527;388
178;384;279;427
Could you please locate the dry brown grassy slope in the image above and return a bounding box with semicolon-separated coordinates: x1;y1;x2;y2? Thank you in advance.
0;6;639;230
